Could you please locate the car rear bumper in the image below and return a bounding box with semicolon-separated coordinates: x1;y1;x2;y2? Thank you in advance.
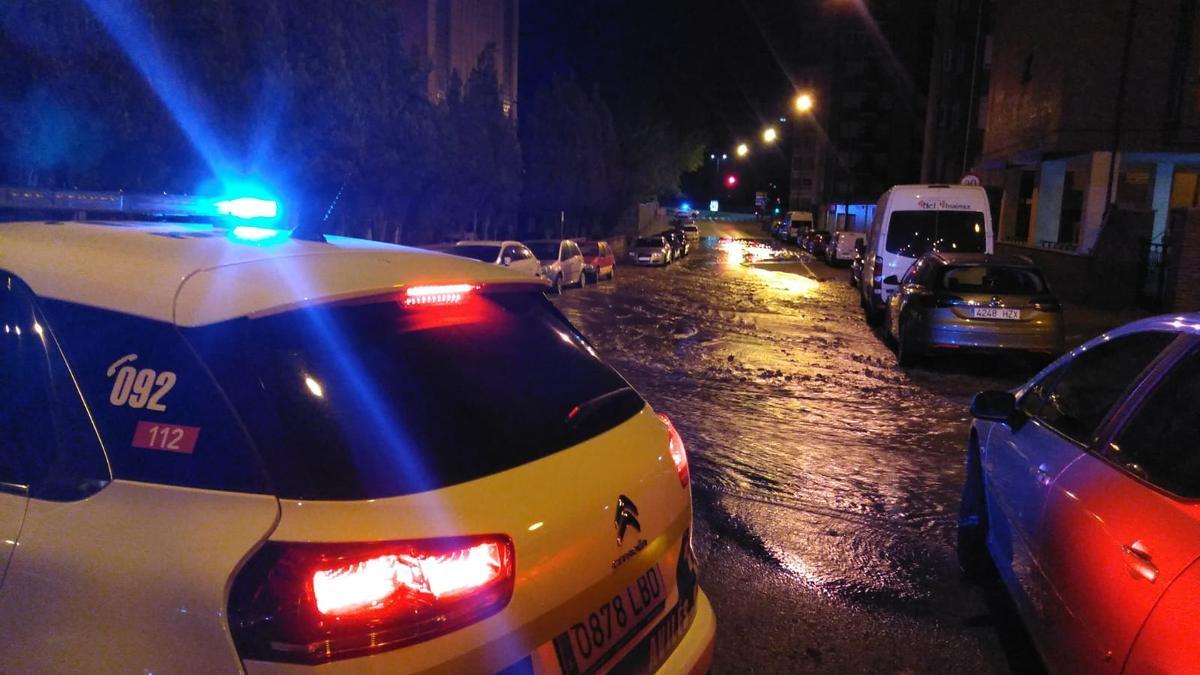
918;321;1065;353
659;588;716;675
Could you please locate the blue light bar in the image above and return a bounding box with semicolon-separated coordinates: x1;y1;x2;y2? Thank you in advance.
230;225;289;245
214;197;278;220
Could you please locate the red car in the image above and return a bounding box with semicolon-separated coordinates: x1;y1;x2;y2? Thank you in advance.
577;239;616;282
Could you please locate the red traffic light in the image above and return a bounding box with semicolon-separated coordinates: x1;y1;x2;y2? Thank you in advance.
726;175;738;187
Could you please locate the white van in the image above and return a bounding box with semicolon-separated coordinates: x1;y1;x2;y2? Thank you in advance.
785;211;814;242
859;184;993;321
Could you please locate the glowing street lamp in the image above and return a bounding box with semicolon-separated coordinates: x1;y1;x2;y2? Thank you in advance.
794;92;814;114
762;127;778;143
736;143;749;157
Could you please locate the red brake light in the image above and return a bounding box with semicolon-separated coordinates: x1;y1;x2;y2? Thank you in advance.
403;284;477;306
229;535;515;664
658;413;690;487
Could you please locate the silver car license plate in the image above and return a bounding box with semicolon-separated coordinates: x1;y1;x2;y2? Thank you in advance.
973;307;1020;320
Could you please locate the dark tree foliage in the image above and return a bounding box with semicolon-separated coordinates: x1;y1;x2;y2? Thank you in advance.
0;0;521;241
0;0;698;241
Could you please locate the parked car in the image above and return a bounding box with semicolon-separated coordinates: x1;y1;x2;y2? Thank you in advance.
0;219;716;673
826;231;865;267
883;253;1064;366
447;240;543;278
528;239;587;294
860;184;994;323
660;229;689;259
959;316;1200;675
629;235;672;266
678;223;701;241
805;231;832;257
577;239;616;282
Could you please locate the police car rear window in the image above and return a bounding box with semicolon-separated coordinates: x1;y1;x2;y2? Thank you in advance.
185;290;642;500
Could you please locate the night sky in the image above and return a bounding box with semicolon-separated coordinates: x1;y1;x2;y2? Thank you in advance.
520;0;828;166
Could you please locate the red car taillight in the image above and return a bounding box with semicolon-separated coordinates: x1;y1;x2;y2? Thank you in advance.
402;284;478;306
228;535;515;664
873;260;883;282
658;413;690;487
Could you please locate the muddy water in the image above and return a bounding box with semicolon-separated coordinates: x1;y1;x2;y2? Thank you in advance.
552;223;1042;672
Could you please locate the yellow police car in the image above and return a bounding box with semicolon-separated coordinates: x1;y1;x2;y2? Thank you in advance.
0;204;716;672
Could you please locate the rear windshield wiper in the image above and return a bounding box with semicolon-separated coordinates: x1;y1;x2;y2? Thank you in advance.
565;387;643;431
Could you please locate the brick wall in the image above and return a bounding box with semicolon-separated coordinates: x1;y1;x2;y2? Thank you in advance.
996;243;1091;303
995;208;1152;307
1169;208;1200;311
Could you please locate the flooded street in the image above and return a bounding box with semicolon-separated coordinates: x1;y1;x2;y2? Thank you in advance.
552;219;1044;673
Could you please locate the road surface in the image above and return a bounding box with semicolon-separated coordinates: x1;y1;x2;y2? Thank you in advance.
552;219;1046;673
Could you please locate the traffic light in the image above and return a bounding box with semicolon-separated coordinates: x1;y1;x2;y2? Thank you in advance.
726;174;738;187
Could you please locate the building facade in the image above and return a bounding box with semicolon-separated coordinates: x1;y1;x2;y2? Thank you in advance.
788;0;936;231
398;0;519;116
977;0;1200;255
920;0;992;186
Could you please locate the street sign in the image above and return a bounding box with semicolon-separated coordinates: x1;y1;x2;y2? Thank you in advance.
709;200;719;212
960;172;981;186
754;191;767;207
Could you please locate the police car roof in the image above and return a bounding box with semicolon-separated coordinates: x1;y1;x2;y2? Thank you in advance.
0;221;544;327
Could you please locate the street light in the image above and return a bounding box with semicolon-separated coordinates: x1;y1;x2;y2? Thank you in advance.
794;92;814;114
762;127;778;143
736;143;749;157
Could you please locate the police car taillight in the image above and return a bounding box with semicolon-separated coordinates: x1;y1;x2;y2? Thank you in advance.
228;535;515;664
658;413;690;488
402;284;478;306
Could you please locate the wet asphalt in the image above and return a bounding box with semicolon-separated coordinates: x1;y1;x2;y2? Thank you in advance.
550;220;1049;674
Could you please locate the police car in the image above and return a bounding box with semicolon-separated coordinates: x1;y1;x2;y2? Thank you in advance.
0;200;716;672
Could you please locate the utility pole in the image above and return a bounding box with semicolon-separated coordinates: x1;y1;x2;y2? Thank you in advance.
1104;0;1138;215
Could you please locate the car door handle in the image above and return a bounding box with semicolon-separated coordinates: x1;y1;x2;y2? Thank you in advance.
1122;540;1159;583
1034;463;1053;486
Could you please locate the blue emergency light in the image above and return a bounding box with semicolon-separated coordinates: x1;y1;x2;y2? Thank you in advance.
214;197;278;220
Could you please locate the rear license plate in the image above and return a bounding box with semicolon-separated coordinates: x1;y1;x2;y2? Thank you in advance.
553;564;666;675
973;307;1020;320
638;257;650;262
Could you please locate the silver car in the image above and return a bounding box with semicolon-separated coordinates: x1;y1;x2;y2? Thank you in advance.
629;235;671;266
884;253;1065;366
527;239;586;294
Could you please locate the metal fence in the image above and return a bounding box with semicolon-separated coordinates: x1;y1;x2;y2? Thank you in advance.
1137;238;1169;311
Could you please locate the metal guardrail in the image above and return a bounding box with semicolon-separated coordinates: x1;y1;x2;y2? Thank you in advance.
0;185;205;218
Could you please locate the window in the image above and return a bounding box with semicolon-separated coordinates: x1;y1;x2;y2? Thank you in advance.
885;210;987;257
501;245;523;262
901;258;928;285
447;245;501;263
1030;331;1176;445
938;265;1047;294
0;275;108;500
1108;348;1200;496
527;242;561;261
187;291;642;500
39;299;269;494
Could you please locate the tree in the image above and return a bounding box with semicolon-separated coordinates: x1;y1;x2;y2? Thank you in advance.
522;76;621;236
